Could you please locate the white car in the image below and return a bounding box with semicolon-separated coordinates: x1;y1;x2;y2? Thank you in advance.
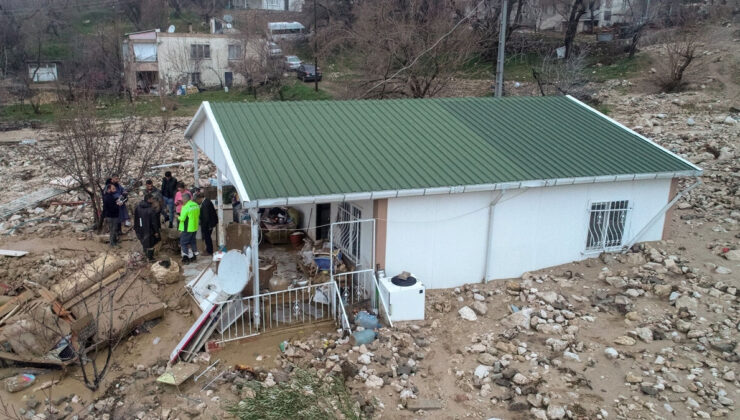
268;42;282;57
284;55;302;71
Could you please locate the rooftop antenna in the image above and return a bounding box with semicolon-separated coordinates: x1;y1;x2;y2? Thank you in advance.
167;25;175;33
223;14;233;23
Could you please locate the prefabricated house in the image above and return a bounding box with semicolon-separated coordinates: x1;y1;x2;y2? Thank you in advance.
27;62;59;83
184;96;702;291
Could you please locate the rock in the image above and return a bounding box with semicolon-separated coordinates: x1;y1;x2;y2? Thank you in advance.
724;250;740;261
530;408;548;420
606;276;627;288
715;266;732;275
563;351;580;362
615;336;636;346
473;293;485;301
501;308;532;330
626;373;642;383
604;347;619;359
406;399;443;411
635;327;654;343
477;353;496;366
458;306;477;321
537;291;558;304
506;281;521;292
546;338;569;352
723;371;735;381
724;115;736;125
675;295;698;311
718;396;734;406
365;375;384;389
357;353;371;365
640;382;659;396
615;295;633;313
654;284;672;297
512;373;529;385
546;404;566;419
474;365;491;379
687;117;695;126
471;301;488;316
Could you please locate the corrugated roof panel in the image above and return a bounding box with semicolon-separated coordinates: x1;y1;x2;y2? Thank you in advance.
208;96;699;201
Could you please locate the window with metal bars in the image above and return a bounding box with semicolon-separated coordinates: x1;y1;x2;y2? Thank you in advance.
586;200;630;251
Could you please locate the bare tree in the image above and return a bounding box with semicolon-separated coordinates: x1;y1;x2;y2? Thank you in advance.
654;30;697;92
470;0;529;62
532;47;592;99
348;0;477;99
162;39;205;93
37;101;171;229
231;37;283;98
560;0;599;59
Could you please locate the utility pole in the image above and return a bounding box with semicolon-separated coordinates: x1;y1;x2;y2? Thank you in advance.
314;0;319;92
495;0;507;97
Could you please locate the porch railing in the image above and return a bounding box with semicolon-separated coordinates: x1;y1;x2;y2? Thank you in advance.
215;281;351;344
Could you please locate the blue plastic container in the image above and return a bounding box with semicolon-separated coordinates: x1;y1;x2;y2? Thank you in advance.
351;329;376;345
354;311;380;329
314;256;331;271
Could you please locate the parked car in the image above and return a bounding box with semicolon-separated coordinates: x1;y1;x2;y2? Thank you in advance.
284;55;302;71
268;42;282;57
296;64;322;82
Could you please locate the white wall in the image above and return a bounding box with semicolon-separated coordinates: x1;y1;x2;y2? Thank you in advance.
385;191;492;289
487;178;671;280
384;179;672;289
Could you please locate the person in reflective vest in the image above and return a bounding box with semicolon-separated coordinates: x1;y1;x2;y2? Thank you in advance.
178;192;200;264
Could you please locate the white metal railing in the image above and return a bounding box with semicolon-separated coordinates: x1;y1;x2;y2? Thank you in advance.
216;281;349;344
586;200;631;251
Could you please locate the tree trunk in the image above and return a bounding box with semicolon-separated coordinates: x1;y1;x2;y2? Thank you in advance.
564;0;586;59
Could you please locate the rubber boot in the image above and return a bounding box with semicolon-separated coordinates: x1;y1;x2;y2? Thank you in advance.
146;249;155;262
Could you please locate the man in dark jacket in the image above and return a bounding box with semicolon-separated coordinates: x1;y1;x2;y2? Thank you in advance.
145;179;165;228
133;194;160;261
161;171;178;228
195;190;218;255
102;184;121;247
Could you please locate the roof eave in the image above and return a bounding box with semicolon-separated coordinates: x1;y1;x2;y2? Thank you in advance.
244;170;702;208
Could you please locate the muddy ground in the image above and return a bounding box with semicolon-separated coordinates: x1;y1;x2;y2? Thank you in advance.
0;24;738;420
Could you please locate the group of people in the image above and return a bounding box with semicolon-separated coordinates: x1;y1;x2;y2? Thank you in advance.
101;171;218;264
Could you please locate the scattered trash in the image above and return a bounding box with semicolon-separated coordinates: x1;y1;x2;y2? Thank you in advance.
279;340;289;352
5;373;35;393
157;363;201;386
19;139;36;145
0;249;28;257
354;311;380;329
351;329;376;346
153;337;161;345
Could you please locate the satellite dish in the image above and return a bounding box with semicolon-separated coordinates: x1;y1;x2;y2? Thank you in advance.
226;23;232;29
223;14;233;23
167;25;176;33
218;250;250;295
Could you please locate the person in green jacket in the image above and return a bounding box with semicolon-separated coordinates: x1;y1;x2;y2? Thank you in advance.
178;192;200;263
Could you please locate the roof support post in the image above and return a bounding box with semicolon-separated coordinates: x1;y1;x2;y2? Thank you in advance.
190;140;200;189
216;168;225;252
249;207;261;328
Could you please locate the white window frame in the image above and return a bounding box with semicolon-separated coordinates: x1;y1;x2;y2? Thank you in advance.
585;200;631;252
228;44;242;60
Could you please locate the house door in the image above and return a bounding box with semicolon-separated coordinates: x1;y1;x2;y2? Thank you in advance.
225;72;233;87
284;0;289;10
316;203;331;240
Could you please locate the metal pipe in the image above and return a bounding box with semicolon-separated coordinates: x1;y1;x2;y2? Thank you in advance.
484;191;505;283
250;207;261;328
216;168;225;251
623;178;702;250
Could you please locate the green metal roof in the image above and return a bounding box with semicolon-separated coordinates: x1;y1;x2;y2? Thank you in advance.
207;96;699;201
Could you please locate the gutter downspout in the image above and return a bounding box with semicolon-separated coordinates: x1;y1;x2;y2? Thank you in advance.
484;191;505;283
623;178;702;251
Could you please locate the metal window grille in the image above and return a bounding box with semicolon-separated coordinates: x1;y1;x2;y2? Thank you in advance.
586;200;630;251
336;202;361;263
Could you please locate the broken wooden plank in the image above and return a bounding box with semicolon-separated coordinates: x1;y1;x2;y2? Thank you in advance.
0;187;67;220
63;268;125;308
0;290;34;319
0;250;28;257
